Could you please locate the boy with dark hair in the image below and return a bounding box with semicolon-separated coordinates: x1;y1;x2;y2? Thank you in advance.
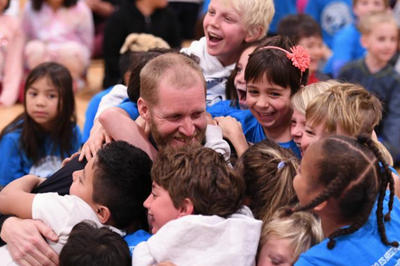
59;221;131;266
0;141;152;264
278;13;329;84
133;145;262;266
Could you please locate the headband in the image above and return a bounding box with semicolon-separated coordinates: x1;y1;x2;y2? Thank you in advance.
259;45;311;73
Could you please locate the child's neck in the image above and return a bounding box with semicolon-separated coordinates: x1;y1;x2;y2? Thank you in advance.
365;54;387;74
262;120;292;144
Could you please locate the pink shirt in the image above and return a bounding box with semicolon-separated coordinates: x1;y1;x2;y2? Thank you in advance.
0;14;24;106
22;0;94;59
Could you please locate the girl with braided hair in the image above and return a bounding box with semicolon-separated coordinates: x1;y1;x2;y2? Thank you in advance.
292;135;400;265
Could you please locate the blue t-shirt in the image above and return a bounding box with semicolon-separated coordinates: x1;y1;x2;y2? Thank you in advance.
82;88;112;142
295;191;400;265
206;100;241;118
124;229;151;255
118;98;139;120
305;0;353;48
230;110;301;158
325;23;366;77
0;124;82;186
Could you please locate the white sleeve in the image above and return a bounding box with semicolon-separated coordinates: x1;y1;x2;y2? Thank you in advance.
94;84;128;119
132;241;157;266
204;125;231;162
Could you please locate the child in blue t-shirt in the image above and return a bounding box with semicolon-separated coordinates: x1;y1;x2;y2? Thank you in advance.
214;35;308;158
291;135;400;265
0;62;82;186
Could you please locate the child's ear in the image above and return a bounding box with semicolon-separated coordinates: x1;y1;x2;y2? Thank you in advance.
313;200;328;212
360;35;369;49
96;205;111;224
138;97;150;121
178;198;194;217
245;25;263;43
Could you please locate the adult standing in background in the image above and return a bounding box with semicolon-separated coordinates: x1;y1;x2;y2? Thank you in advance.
102;0;181;88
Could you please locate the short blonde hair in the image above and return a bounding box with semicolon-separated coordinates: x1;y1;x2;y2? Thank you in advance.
358;11;397;35
259;208;324;261
140;53;205;106
291;80;339;115
230;0;275;38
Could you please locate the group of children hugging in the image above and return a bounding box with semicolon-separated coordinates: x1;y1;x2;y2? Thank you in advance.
0;0;400;265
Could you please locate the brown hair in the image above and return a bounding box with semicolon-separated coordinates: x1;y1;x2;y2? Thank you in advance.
306;83;382;137
236;139;298;221
152;145;245;218
139;53;205;106
245;35;308;96
305;83;393;164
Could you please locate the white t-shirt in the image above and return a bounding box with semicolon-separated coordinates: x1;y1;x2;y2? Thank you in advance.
0;193;123;265
132;206;261;266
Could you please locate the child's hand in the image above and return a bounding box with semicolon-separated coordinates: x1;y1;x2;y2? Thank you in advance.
62;152;80;167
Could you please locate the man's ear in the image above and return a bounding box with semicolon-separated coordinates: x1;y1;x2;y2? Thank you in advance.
96;205;111;224
245;25;264;43
178;198;194;217
138;97;150;121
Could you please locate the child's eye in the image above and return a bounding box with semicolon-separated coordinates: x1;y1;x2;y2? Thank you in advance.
247;89;259;95
305;129;315;136
207;9;215;15
224;16;233;22
270;92;281;97
28;91;37;97
236;66;242;73
48;94;58;99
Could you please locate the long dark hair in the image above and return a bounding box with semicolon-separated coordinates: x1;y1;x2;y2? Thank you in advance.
0;62;77;164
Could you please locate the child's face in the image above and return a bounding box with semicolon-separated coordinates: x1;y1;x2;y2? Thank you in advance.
70;156;97;209
257;235;296;266
300;121;328;155
246;77;292;133
353;0;386;17
25;76;59;130
203;0;249;66
234;46;256;108
298;35;324;73
143;182;182;234
290;108;306;150
293;142;324;206
362;22;398;66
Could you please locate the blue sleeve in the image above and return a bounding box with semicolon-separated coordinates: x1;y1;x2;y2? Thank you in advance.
117;99;139;120
380;80;400;162
124;229;151;255
71;125;83;154
330;25;363;77
83;88;112;142
0;133;26;186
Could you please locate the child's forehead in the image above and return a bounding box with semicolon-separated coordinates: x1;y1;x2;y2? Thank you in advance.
210;0;242;15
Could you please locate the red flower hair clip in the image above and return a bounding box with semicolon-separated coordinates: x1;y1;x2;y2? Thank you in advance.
259;45;311;73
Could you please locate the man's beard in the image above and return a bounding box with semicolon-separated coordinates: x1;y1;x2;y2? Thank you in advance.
149;120;206;149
